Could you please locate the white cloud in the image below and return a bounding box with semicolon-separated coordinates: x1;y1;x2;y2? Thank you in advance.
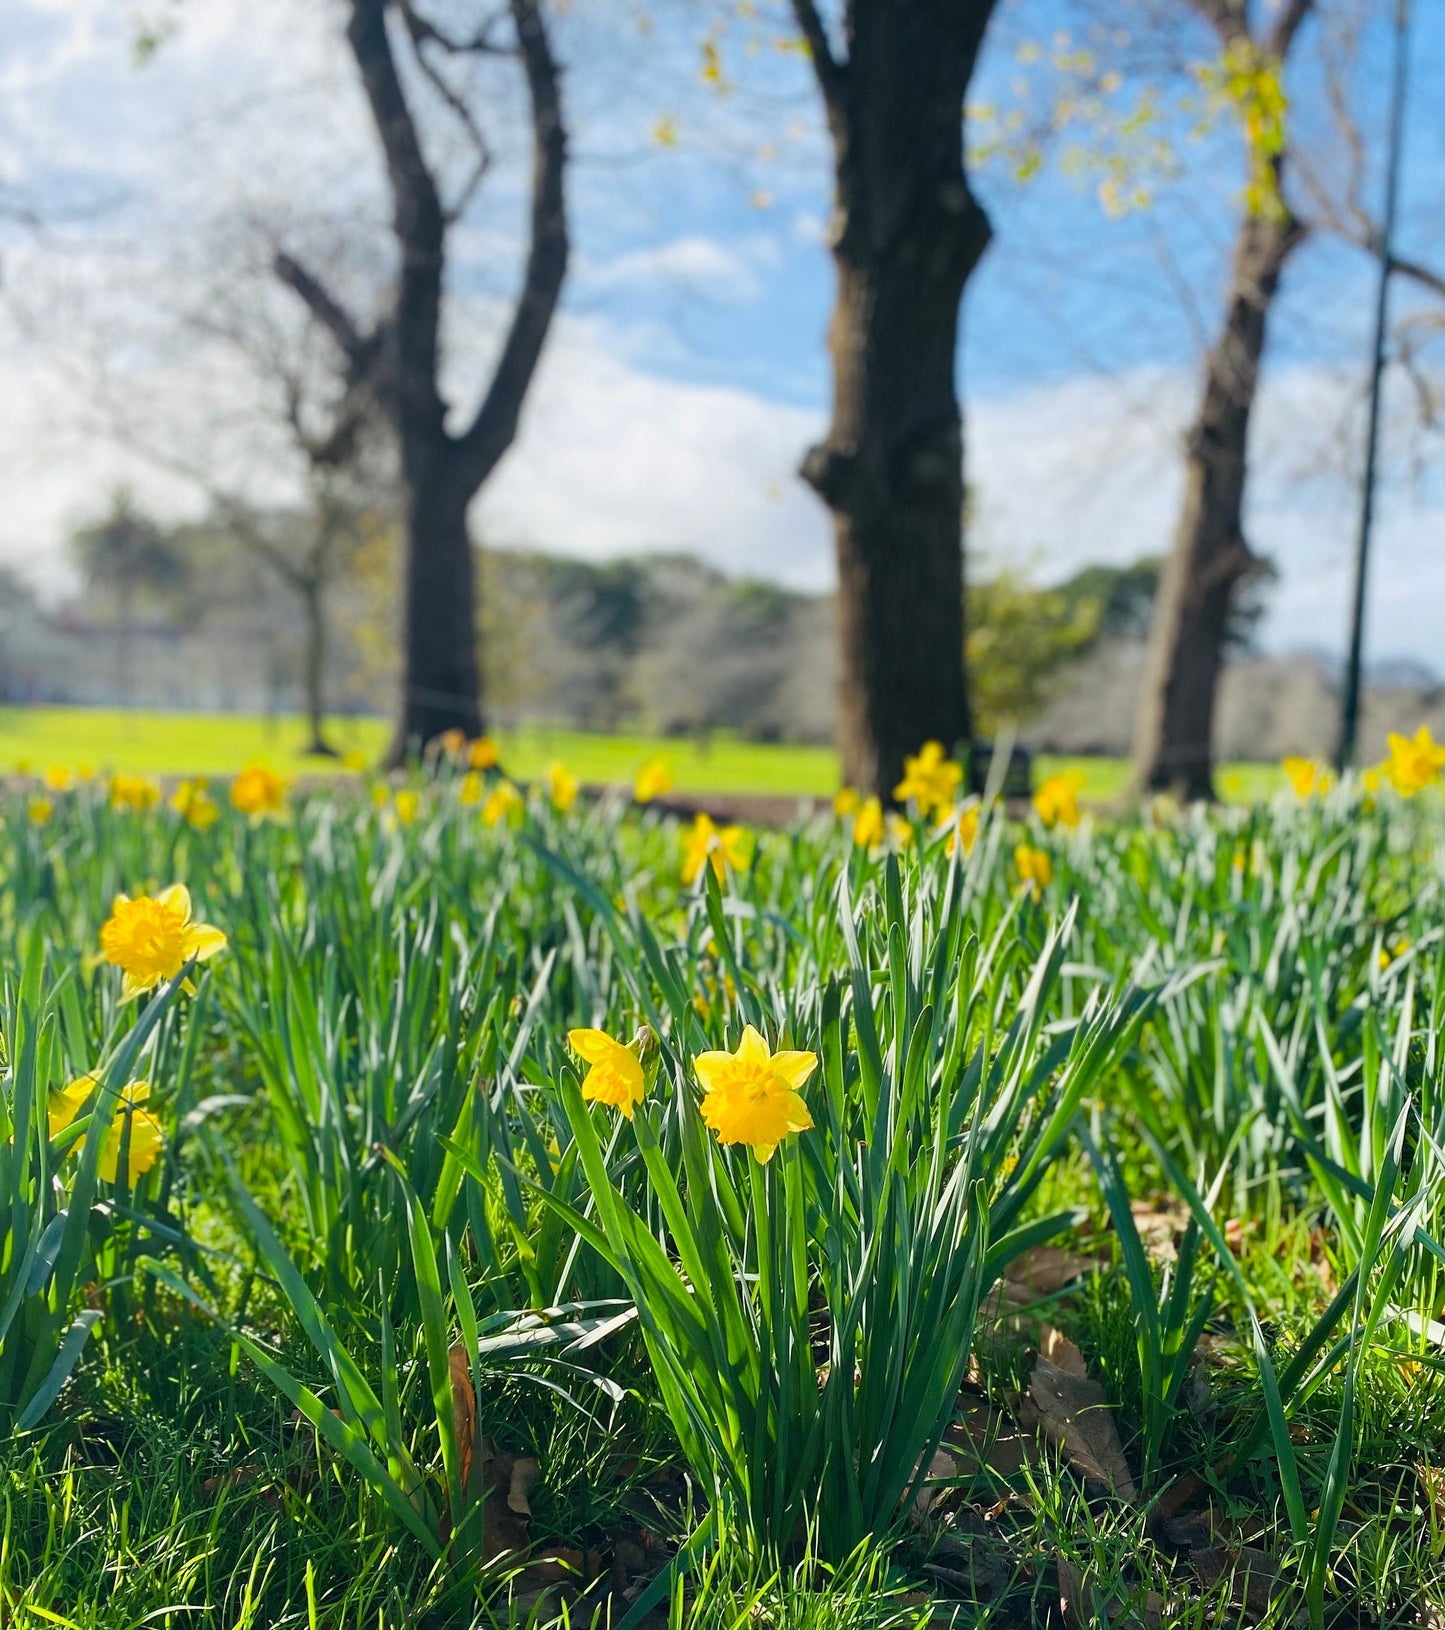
582;233;781;303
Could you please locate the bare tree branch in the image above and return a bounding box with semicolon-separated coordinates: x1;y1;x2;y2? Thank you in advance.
1268;0;1313;59
272;250;376;373
452;0;568;491
787;0;847;115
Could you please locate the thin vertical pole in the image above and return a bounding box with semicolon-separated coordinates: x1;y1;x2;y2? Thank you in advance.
1338;0;1412;769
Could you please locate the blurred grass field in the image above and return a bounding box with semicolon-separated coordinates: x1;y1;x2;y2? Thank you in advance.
0;704;1283;801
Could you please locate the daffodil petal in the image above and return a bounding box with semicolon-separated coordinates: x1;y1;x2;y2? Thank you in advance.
183;924;227;962
156;883;192;919
769;1050;818;1091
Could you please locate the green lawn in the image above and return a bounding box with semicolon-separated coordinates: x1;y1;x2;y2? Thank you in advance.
0;704;1284;800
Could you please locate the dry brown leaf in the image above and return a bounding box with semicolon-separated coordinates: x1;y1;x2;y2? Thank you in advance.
1006;1246;1100;1298
946;1401;1034;1479
1022;1355;1138;1503
479;1436;534;1560
448;1344;477;1492
508;1455;541;1516
1039;1325;1089;1379
912;1449;957;1518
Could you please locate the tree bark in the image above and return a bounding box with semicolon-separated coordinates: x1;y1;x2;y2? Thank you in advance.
792;0;994;799
299;575;337;757
1130;208;1303;800
332;0;567;765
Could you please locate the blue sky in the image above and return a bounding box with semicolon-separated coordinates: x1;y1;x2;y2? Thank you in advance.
2;0;1442;667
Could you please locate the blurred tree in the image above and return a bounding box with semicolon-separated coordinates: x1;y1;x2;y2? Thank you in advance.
1131;0;1315;799
966;570;1102;735
70;490;187;705
274;0;568;764
788;0;997;800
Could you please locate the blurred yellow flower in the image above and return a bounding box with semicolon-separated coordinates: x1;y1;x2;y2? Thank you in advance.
694;1024;816;1164
634;759;674;803
101;1082;164;1184
436;728;467;759
43;766;74;793
28;795;53;826
482;779;523;828
370;783;390;808
343;749;369;774
1383;727;1445;796
1014;844;1053;900
394;789;420;825
832;787;860;818
681;812;748;885
468;737;500;771
894;741;962;815
231;764;288;818
459;770;483;806
938;801;980;856
171;779;219;830
852;796;885;849
110;774;161;811
48;1074;97;1139
1033;770;1084;828
1281;757;1333;798
886;813;914;849
568;1028;646;1119
99;884;227;1000
1379;937;1411;972
546;761;579;811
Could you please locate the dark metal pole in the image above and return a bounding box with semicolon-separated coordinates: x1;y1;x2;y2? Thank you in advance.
1338;0;1412;770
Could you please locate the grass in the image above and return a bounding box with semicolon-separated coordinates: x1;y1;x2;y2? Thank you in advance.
2;747;1440;1627
0;704;1286;801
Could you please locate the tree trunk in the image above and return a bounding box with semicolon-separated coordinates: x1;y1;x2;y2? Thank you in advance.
299;577;337;757
387;443;482;760
794;0;995;800
1131;209;1302;800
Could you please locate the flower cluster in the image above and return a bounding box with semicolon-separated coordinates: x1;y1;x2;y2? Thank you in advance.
569;1022;816;1165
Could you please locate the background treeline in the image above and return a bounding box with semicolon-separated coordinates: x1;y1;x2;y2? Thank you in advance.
4;505;1435;761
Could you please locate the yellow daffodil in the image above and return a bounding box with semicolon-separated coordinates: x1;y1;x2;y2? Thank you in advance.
109;774;161;811
852;796;885;849
832;787;860;818
1379;938;1411;972
436;728;467;759
459;770;483;806
1383;726;1445;796
568;1028;647;1119
938;801;980;856
693;1024;816;1164
482;779;523;828
893;741;962;816
1281;757;1333;799
1033;770;1084;829
1014;844;1053;900
48;1076;164;1183
231;763;288;818
468;737;500;771
393;789;420;825
886;813;914;848
48;1074;97;1139
100;1082;164;1184
28;795;53;826
546;761;579;811
99;884;227;1000
681;812;749;885
171;779;219;830
43;766;73;793
634;759;674;803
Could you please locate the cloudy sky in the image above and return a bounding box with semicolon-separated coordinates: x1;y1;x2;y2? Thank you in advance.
2;0;1442;668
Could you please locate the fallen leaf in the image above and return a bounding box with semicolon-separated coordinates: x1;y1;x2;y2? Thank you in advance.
1006;1246;1100;1298
508;1455;541;1516
449;1344;477;1490
912;1449;957;1518
1021;1356;1138;1502
1039;1325;1089;1379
